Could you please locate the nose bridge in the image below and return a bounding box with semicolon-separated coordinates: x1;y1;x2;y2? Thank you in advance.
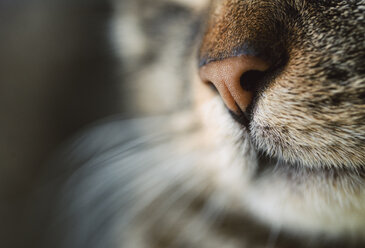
199;0;287;66
199;56;270;112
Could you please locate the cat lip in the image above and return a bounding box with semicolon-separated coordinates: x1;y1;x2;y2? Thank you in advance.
228;92;258;129
229;109;250;128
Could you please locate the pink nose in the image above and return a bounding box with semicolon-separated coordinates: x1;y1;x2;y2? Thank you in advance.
199;56;270;113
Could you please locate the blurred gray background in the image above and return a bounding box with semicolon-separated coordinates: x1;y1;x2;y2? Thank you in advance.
0;0;119;245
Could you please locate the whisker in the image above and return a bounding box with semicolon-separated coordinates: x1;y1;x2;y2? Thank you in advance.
265;225;281;248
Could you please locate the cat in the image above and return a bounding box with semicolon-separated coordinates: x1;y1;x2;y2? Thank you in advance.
22;0;365;247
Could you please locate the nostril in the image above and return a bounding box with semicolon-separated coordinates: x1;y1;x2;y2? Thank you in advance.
240;70;267;92
198;56;270;113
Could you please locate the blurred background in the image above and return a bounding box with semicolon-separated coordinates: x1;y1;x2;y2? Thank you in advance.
0;0;119;245
0;0;197;246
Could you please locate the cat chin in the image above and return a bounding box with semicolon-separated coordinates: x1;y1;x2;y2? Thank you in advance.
242;159;365;239
237;148;365;240
200;97;365;241
251;152;365;239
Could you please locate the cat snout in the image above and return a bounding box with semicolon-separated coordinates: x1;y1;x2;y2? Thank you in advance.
199;56;270;113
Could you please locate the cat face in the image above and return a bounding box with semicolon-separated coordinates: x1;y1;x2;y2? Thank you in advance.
196;0;365;237
26;1;365;247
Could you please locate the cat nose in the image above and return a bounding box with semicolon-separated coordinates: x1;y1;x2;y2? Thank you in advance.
199;56;270;113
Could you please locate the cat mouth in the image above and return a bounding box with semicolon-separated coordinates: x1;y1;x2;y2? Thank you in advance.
246;148;365;195
255;150;365;180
